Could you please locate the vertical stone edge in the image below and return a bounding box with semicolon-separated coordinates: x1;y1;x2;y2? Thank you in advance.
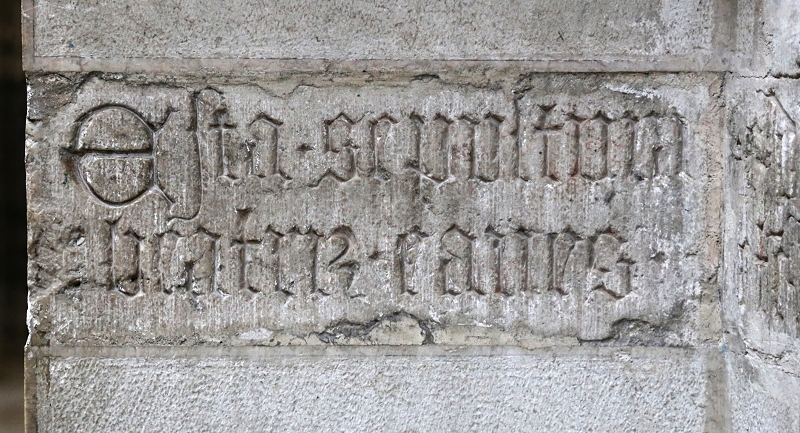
702;70;732;433
721;2;800;430
24;347;40;433
711;0;739;68
724;76;800;431
21;2;36;430
20;0;34;72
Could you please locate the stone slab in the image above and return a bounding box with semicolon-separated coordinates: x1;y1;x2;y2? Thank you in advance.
724;77;800;369
29;346;712;433
22;0;734;73
25;73;722;347
723;76;800;433
726;350;800;433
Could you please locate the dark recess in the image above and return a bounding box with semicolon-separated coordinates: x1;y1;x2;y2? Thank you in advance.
0;0;26;374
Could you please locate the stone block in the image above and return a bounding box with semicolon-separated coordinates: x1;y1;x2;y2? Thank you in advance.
22;0;734;73
724;77;800;432
26;74;722;347
30;346;712;433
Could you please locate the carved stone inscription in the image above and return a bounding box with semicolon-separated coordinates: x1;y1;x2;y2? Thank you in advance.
729;83;800;341
28;78;708;344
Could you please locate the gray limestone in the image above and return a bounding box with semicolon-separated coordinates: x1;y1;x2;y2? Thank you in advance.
22;0;800;432
26;74;720;347
724;76;800;432
24;0;730;72
33;347;709;433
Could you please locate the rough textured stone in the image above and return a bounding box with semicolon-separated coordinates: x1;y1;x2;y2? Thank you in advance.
734;0;800;77
23;1;800;432
32;347;710;433
24;0;732;72
724;77;800;432
720;2;800;429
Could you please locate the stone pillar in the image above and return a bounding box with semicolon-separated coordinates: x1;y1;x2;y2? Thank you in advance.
723;1;800;431
21;1;799;431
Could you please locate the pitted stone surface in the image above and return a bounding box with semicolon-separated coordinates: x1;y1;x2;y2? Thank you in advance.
33;347;708;433
725;78;800;360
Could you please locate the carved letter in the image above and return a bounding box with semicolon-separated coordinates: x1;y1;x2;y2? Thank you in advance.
632;116;657;180
546;120;579;181
474;228;502;295
418;114;452;182
249;115;283;178
109;220;142;296
607;118;634;178
398;229;430;295
441;227;473;295
279;230;317;296
474;114;503;181
589;234;632;299
325;114;356;181
501;231;529;296
580;118;608;180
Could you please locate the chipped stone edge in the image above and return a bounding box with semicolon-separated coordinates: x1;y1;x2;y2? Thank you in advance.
22;56;733;75
27;342;711;359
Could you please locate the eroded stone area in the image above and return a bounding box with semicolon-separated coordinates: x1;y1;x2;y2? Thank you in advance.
26;74;720;346
724;78;800;431
727;79;800;348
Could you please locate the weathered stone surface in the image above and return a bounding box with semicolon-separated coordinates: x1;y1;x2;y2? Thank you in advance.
24;1;800;431
725;78;800;366
726;350;800;432
734;0;800;77
724;77;800;432
720;2;800;430
26;74;721;347
23;0;733;72
31;346;710;433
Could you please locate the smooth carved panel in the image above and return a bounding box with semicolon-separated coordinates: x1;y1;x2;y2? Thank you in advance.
26;77;715;345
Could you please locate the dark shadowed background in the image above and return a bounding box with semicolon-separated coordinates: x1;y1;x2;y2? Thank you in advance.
0;0;27;430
